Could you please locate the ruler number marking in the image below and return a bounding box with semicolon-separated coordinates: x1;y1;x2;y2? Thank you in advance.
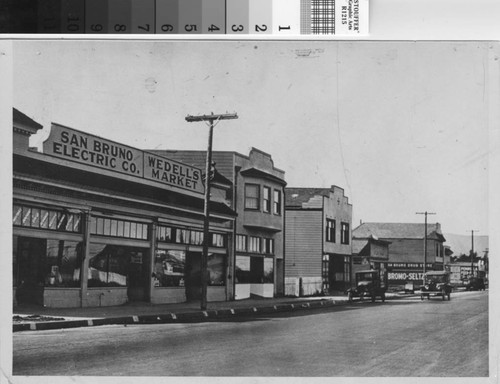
208;24;220;32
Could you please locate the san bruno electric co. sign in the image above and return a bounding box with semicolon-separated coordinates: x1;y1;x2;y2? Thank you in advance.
43;124;203;194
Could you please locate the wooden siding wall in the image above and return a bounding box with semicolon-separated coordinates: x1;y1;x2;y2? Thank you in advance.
285;210;323;278
387;239;441;264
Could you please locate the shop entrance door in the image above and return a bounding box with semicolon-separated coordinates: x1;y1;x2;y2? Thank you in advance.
126;248;149;302
185;252;201;301
16;237;46;305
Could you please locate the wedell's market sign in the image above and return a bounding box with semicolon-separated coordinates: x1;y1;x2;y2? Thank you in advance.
43;124;204;194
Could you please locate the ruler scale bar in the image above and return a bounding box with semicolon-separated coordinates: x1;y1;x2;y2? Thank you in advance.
2;0;368;35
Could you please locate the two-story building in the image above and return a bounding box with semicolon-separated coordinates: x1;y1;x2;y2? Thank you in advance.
352;222;446;288
151;148;286;300
351;235;391;276
13;109;237;308
284;186;352;296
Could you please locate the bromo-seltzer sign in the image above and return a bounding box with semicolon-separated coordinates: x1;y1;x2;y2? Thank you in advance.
43;124;204;194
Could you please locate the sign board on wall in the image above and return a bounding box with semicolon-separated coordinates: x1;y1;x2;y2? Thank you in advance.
43;124;204;194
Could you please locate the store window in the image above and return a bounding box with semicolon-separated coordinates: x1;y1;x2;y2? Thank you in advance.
245;184;260;210
341;222;350;244
211;233;226;248
190;230;204;245
263;258;274;283
273;189;282;215
176;228;190;244
13;236;82;288
235;256;251;283
326;219;336;242
263;238;274;254
263;186;271;212
156;226;226;248
91;217;148;240
153;249;185;287
45;240;82;287
88;244;145;287
249;236;261;253
236;235;247;251
13;204;82;233
208;253;225;285
157;226;173;242
235;256;272;284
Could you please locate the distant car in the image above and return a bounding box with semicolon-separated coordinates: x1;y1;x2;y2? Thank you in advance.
347;269;387;303
404;281;415;294
420;271;452;301
465;277;486;291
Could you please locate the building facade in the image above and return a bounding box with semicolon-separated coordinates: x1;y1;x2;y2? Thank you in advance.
284;186;352;296
151;148;286;299
351;235;390;276
13;109;237;308
352;222;446;288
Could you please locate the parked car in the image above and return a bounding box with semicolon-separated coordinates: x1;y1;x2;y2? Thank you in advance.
420;271;452;301
465;277;486;291
347;269;387;303
404;281;415;294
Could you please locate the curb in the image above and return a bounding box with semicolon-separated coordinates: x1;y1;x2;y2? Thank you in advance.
12;293;420;333
13;298;342;333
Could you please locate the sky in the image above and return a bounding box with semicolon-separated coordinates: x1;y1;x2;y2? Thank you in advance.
12;40;496;236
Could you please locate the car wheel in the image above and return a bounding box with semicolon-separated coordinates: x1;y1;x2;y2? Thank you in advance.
371;294;376;303
348;292;353;303
441;289;446;301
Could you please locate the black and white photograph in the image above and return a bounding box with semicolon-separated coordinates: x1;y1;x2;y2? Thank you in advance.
5;37;498;381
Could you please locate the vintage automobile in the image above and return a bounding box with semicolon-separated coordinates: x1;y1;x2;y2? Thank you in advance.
465;276;486;291
347;269;387;303
420;271;452;301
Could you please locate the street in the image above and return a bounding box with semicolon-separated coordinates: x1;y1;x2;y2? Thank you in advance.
13;290;488;377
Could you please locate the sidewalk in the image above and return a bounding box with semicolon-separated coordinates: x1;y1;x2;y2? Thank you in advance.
13;292;409;332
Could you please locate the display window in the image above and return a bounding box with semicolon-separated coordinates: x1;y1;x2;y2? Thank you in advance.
153;249;186;287
208;253;225;286
14;235;82;288
13;204;82;233
235;255;274;284
88;244;146;288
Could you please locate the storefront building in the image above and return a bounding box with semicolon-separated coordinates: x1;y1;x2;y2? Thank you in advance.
284;186;353;296
351;235;390;277
352;222;446;288
13;109;236;308
151;148;286;299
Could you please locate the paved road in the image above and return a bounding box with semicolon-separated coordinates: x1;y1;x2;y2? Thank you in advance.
13;291;488;377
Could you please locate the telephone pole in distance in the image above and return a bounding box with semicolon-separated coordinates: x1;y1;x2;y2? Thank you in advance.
416;211;436;279
467;229;479;278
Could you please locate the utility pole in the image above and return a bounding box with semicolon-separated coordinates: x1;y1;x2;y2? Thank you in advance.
467;230;479;278
185;112;238;310
416;211;436;281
